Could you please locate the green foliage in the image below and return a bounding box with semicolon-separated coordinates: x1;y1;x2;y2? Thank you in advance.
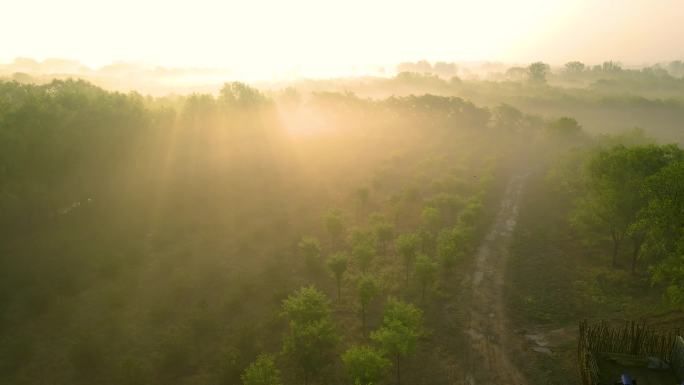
283;319;339;383
220;82;269;109
357;275;380;308
0;70;607;385
327;253;349;300
0;79;147;229
414;254;437;299
352;242;376;273
458;198;483;227
370;298;423;385
370;216;394;254
341;345;390;385
371;320;417;360
282;286;332;325
424;193;464;225
395;233;420;283
436;228;465;271
564;61;586;73
299;236;322;270
357;274;380;332
325;209;346;247
553;140;684;308
571;144;682;270
528;62;550;84
379;298;423;332
241;354;282;385
421;206;440;232
547;117;583;138
348;227;378;249
282;287;339;383
640;160;684;302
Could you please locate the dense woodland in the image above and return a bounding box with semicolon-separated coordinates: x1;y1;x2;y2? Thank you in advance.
1;60;684;385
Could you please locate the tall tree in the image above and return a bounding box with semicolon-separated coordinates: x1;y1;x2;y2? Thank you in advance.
414;254;437;300
564;61;585;73
640;160;684;301
341;345;390;385
436;228;462;272
370;298;423;385
357;274;380;334
571;145;681;270
282;287;339;385
327;253;349;301
299;236;322;271
395;233;419;284
527;62;550;84
421;206;440;234
370;217;394;255
220;82;269;109
325;209;345;249
241;354;282;385
353;242;376;273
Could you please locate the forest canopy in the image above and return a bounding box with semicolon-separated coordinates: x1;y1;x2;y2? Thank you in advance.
1;59;684;385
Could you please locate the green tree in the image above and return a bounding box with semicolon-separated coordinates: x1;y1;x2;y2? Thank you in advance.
436;229;460;271
357;274;380;333
527;62;550;84
395;233;419;284
299;236;322;271
372;220;394;255
458;198;483;227
342;345;390;385
414;254;437;300
547;117;583;138
371;298;423;385
348;227;377;249
601;61;622;72
284;319;339;385
326;209;345;248
220;82;268;109
282;286;332;325
421;206;440;233
327;253;349;301
353;242;376;273
640;160;684;301
282;287;339;385
241;354;282;385
572;145;681;270
564;61;585;73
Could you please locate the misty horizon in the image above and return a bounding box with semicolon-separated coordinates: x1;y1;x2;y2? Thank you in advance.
3;0;684;77
3;56;684;94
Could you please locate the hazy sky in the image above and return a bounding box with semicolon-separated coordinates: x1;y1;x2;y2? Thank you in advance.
2;0;683;78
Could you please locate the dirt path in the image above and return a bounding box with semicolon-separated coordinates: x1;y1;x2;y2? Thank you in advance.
460;174;528;385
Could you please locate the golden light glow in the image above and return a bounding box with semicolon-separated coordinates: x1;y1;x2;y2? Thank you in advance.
2;0;683;80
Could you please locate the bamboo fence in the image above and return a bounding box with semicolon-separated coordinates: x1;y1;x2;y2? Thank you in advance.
578;320;682;385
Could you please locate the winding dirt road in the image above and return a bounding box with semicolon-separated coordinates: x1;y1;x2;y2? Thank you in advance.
461;174;528;385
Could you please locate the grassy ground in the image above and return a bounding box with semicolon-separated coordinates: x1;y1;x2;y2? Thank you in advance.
598;357;678;385
504;169;683;385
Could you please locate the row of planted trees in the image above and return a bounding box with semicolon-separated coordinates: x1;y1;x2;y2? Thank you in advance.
242;287;423;385
240;153;495;384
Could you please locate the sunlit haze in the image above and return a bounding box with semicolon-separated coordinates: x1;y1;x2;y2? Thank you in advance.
5;2;684;385
2;0;683;79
